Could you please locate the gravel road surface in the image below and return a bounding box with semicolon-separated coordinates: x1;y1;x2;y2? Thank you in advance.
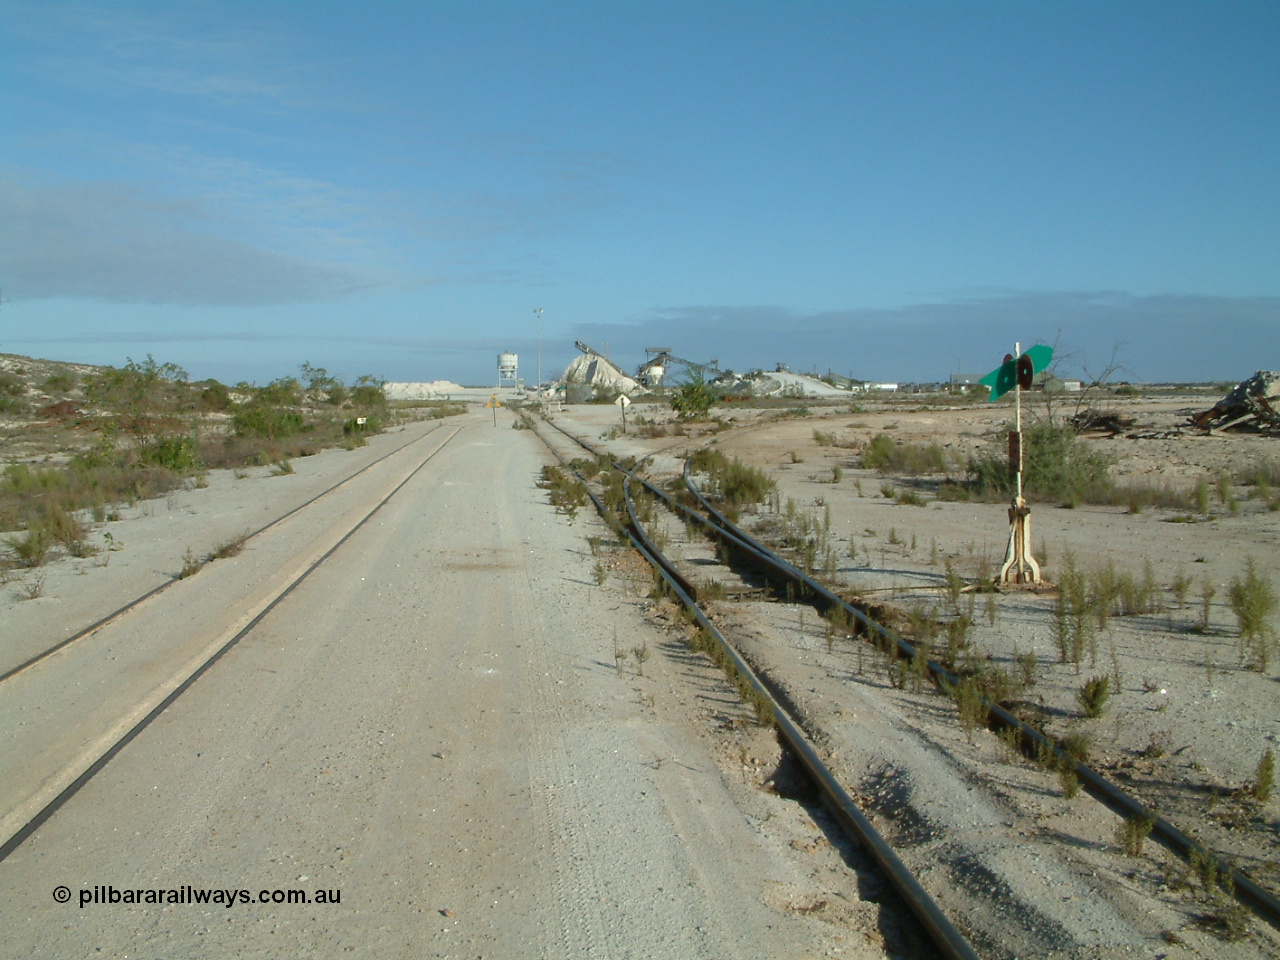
1;412;872;959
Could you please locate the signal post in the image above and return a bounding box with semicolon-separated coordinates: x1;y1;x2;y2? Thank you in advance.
978;343;1052;585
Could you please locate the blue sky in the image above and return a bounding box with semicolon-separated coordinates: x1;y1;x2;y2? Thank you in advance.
1;1;1276;386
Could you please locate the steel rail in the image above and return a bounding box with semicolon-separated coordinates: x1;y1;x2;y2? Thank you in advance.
0;426;462;863
536;413;1280;934
619;473;980;960
0;421;446;685
526;416;980;960
680;461;1280;932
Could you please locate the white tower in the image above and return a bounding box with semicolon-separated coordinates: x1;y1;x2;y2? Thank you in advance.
497;351;518;390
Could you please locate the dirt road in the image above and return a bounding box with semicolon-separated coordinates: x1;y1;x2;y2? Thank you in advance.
1;412;875;959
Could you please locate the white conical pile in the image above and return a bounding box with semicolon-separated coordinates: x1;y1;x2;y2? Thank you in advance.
560;354;641;394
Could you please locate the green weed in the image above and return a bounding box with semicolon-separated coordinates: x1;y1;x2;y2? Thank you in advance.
1228;558;1276;670
969;421;1113;506
1251;749;1273;804
1115;814;1155;856
1077;675;1111;718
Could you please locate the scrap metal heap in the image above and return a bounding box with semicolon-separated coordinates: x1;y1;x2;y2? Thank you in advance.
1191;370;1280;434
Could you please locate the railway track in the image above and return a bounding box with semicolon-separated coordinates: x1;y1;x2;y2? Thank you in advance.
0;424;462;862
527;413;979;960
530;411;1280;952
0;420;447;684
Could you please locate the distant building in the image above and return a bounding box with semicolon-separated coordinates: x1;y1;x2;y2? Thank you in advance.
1035;373;1082;393
949;373;986;394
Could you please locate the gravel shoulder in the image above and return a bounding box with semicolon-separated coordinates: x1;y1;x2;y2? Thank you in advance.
1;409;890;959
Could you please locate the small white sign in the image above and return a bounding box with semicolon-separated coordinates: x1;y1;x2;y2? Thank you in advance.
615;394;631;408
356;417;367;425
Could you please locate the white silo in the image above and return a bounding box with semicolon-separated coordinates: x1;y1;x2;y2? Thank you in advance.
497;351;518;389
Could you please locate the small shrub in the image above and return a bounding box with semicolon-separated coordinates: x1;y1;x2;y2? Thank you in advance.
1058;764;1081;799
0;372;26;412
998;725;1023;762
1141;730;1172;759
1228;558;1277;670
43;371;77;393
18;571;46;600
538;465;587;519
688;449;776;507
1169;568;1193;610
255;377;303;406
6;529;49;567
1116;814;1155;856
1192;478;1211;515
233;404;304;439
1060;731;1092;764
944;676;986;742
670;373;717;419
198;380;232;411
1015;652;1037;687
1251;749;1274;804
969;421;1113;505
208;534;247;560
179;548;204;579
139;435;201;472
861;433;957;474
1198;578;1217;633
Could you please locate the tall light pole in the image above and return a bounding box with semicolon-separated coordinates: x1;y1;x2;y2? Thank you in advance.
534;307;543;389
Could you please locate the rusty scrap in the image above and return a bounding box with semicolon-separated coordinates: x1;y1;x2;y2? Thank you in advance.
1191;371;1280;434
1070;410;1137;435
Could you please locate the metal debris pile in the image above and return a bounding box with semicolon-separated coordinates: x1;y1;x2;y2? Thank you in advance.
1191;370;1280;433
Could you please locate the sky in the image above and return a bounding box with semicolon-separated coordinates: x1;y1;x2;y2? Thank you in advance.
1;1;1277;387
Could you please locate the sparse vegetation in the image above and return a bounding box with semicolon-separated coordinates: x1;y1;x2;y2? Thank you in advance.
1076;675;1111;718
0;371;27;413
18;571;46;600
1198;577;1217;633
861;433;958;475
179;548;204;579
5;527;50;567
942;675;987;742
208;534;247;560
1;356;420;569
969;421;1113;506
1115;813;1155;856
688;449;776;508
670;372;717;419
538;465;588;520
1250;749;1273;804
42;371;77;393
1227;558;1276;670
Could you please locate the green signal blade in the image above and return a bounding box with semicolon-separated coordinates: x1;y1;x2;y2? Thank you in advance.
977;345;1054;402
1024;344;1053;374
978;359;1017;402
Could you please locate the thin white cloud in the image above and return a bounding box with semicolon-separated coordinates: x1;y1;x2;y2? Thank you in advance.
0;176;380;305
4;2;318;110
